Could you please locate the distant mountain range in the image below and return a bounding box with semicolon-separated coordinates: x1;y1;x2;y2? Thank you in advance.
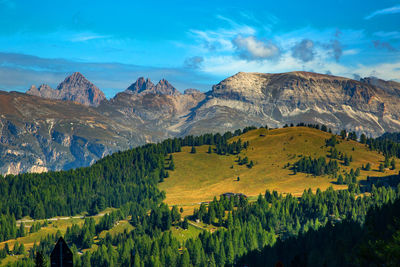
1;71;400;175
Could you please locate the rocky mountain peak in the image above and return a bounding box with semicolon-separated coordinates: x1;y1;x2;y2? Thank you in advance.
125;77;155;94
38;84;53;91
56;72;106;106
154;79;181;96
27;84;56;98
124;77;181;96
211;72;269;100
27;85;39;95
26;72;106;107
58;72;86;86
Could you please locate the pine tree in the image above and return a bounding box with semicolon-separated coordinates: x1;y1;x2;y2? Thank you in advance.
391;158;396;170
209;253;217;267
218;244;226;267
4;243;9;255
227;212;234;229
337;175;344;185
365;162;371;171
208;146;212;154
344;154;350;166
171;206;181;223
169;161;175;171
384;156;390;168
248;160;254;168
379;163;385;172
179;250;190;267
17;222;25;237
360;133;367;144
182;217;189;230
191;146;196;154
226;241;235;265
35;251;46;267
133;252;141;267
340;130;347;140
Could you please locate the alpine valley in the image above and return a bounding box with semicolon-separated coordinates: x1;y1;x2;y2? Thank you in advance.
1;71;400;175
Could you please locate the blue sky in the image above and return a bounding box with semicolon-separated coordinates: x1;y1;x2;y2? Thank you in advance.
0;0;399;97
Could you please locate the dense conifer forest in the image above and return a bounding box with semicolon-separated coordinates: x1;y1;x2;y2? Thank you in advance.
1;124;400;266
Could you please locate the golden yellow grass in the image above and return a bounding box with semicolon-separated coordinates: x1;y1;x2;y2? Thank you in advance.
160;127;399;214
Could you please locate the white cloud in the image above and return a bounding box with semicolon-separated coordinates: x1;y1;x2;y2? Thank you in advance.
353;61;400;80
188;16;257;53
232;35;280;60
365;5;400;20
200;45;400;83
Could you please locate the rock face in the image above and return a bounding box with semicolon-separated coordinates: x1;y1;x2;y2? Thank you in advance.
196;71;400;136
27;72;106;106
360;77;400;97
4;71;400;175
125;77;181;96
0;91;143;175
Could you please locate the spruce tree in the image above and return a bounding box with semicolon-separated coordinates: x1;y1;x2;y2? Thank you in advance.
344;154;350;166
133;252;141;267
360;133;367;144
384;156;390;168
182;217;189;230
179;250;190;267
340;130;347;139
379;163;385;172
169;161;175;171
391;158;396;170
365;162;371;171
191;146;196;154
337;175;344;185
355;168;360;177
35;251;46;267
248;160;254;168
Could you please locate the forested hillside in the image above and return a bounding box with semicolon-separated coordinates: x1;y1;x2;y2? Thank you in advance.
237;189;400;266
0;125;400;266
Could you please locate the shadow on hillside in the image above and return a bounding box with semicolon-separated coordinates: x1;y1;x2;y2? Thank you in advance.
359;173;400;193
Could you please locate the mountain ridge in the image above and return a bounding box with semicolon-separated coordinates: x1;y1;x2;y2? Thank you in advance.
2;70;400;175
